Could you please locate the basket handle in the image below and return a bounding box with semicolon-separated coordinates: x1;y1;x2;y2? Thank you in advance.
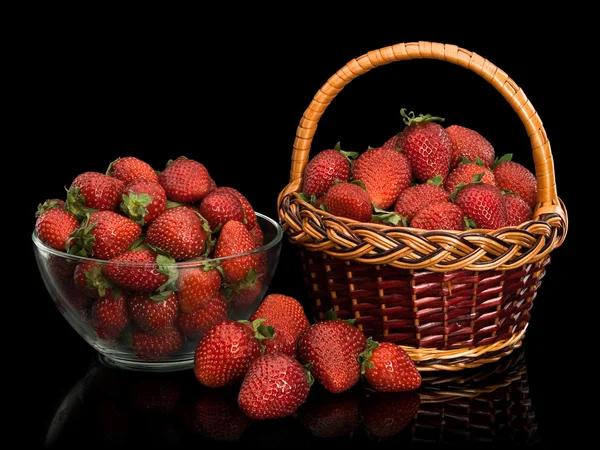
281;41;564;221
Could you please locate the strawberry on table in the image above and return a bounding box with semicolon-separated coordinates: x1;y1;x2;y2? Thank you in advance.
302;142;358;198
35;206;79;251
67;211;142;260
238;353;313;420
130;291;180;334
396;109;453;183
444;157;496;194
503;192;533;226
214;220;260;284
158;157;212;203
176;292;228;339
107;156;159;184
352;146;412;209
410;201;465;231
296;387;361;438
91;290;130;340
131;327;185;358
102;249;177;293
120;179;167;226
359;337;421;392
323;182;372;222
199;189;245;231
177;261;222;313
454;183;508;229
493;154;538;209
66;172;125;219
446;124;495;168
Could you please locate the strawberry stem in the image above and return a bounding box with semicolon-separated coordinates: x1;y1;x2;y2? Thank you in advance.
36;199;64;218
121;192;153;226
426;175;444;187
400;108;444;126
358;337;379;375
65;186;97;221
371;206;407;227
493;153;513;169
66;214;96;257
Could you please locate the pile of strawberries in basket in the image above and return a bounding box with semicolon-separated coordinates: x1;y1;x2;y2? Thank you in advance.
193;293;422;420
301;109;538;230
34;156;267;355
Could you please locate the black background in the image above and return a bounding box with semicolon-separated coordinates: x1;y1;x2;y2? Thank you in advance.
19;15;587;448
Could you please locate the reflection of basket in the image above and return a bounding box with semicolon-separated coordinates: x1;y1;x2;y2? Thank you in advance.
278;41;568;371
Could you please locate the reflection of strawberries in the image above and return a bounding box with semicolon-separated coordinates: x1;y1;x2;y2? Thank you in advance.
362;391;421;438
131;375;183;415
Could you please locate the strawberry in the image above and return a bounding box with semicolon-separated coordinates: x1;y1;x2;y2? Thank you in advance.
177;262;222;313
381;132;401;150
444;157;496;194
249;223;264;246
455;183;508;229
177;292;229;339
193;319;272;388
146;206;209;261
323;182;372;222
359;338;421;392
297;313;366;394
36;198;66;215
503;192;533;226
361;391;421;438
214;220;260;284
352;147;412;209
302;142;358;198
238;353;313;419
91;290;130;340
66;172;125;219
410;201;465;231
297;387;361;438
35;208;79;251
199;189;244;230
446;124;495;168
74;260;113;298
249;293;310;357
67;211;142;260
227;269;265;314
130;291;179;333
102;249;176;293
120;179;167;226
392;175;448;222
107;156;158;184
396;109;452;183
214;187;258;230
131;327;184;358
493;154;538;209
158;157;212;203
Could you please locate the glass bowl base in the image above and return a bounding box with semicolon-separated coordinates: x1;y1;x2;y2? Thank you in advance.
98;354;194;372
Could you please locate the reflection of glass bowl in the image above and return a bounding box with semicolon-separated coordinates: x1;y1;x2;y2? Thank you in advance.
33;212;283;372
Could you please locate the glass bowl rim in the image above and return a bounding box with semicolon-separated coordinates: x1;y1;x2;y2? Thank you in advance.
32;211;283;267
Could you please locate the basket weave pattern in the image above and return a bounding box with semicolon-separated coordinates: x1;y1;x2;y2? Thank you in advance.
277;42;568;371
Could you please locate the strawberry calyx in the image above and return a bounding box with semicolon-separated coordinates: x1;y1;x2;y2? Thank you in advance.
426;175;444;187
500;189;518;196
333;141;360;167
121;191;153;226
66;214;96;257
36;199;64;218
298;192;319;206
493;153;513;169
450;174;484;201
464;217;478;230
151;254;179;300
371;206;408;227
303;362;315;387
459;156;486;167
105;157;120;176
323;309;356;325
358;337;379;375
238;318;275;354
85;265;113;298
65;186;98;221
166;200;183;209
222;267;263;299
400;108;444;126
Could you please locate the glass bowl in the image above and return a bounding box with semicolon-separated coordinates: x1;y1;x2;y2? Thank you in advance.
33;212;283;372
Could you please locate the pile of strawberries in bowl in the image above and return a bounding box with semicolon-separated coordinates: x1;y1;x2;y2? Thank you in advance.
32;156;283;371
301;109;538;230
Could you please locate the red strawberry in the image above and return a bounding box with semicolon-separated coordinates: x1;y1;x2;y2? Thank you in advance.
396;109;452;183
130;291;179;334
445;158;496;194
120;179;167;226
381;132;401;150
323;182;372;222
249;224;264;246
66;172;125;219
107;156;158;184
177;292;229;339
352;147;412;209
35;208;79;251
199;190;244;230
131;327;184;358
392;175;448;222
297;313;366;394
250;294;310;357
193;319;271;388
503;192;533;226
146;206;209;261
214;220;260;284
67;211;141;260
361;391;421;438
238;353;312;419
227;269;265;314
102;249;176;293
91;291;130;340
493;155;538;209
302;142;357;198
158;157;212;203
446;125;495;168
455;183;508;229
410;201;465;231
74;260;113;298
177;262;222;313
214;187;258;230
297;388;361;438
359;338;421;392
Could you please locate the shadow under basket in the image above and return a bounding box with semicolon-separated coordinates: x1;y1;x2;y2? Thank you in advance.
277;41;568;372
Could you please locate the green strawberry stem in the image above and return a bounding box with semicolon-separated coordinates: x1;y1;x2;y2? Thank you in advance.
238;318;275;354
358;337;379;375
298;193;319;206
471;173;484;183
65;186;97;221
166;200;183;209
493;153;513;169
106;157;121;176
426;175;444;187
400;108;444;126
323;309;355;325
222;267;263;299
66;214;96;257
464;217;478;230
36;199;63;218
128;236;149;251
121;192;153;226
450;174;483;201
150;290;174;301
156;254;178;294
500;189;518;196
85;266;113;298
303;363;315;387
371;206;408;227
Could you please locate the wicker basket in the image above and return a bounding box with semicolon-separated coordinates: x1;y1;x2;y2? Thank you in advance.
277;41;568;371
